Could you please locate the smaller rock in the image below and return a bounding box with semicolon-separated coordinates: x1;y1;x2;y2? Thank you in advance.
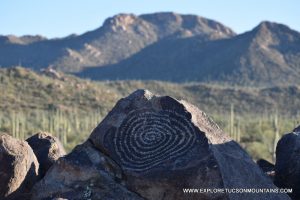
275;131;300;199
0;134;39;199
26;132;66;177
31;141;144;200
40;67;61;79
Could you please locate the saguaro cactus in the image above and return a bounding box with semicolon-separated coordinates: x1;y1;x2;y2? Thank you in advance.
230;104;235;139
272;110;280;162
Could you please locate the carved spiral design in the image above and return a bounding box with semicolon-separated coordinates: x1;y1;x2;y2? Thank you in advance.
113;109;197;171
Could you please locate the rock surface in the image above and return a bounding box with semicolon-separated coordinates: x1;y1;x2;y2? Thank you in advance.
257;159;275;173
275;128;300;199
293;125;300;132
26;132;66;177
88;89;289;200
256;159;275;181
30;90;291;200
31;141;144;200
0;134;39;199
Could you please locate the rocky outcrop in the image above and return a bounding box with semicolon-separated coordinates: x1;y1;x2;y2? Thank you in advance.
275;128;300;199
29;90;291;199
26;132;66;177
40;67;62;80
87;89;289;200
0;134;39;199
31;141;143;200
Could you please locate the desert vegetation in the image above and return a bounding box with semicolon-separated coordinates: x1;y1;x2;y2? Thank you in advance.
1;67;299;162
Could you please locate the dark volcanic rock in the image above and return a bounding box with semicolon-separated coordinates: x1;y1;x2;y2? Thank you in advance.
257;159;275;173
31;141;143;200
0;134;39;199
256;159;275;181
88;89;289;200
293;125;300;132
26;132;66;177
275;128;300;199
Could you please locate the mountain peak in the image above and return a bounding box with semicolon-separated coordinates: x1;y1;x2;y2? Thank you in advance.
254;21;295;34
140;12;182;21
103;13;138;31
257;21;277;28
248;20;300;46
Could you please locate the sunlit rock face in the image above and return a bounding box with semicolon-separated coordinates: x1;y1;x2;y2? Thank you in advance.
0;134;39;200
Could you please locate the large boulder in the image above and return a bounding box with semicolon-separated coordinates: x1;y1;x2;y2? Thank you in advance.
275;128;300;199
31;90;291;200
26;132;66;177
88;89;289;200
0;134;39;199
31;141;144;200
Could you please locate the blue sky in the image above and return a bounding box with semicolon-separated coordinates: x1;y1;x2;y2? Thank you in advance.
1;0;299;38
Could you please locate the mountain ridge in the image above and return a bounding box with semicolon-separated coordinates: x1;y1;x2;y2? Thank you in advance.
0;12;235;72
1;66;300;116
78;20;300;86
1;12;299;86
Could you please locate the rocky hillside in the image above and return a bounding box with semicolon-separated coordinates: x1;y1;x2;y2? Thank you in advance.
0;12;234;72
1;67;300;116
80;21;300;86
1;67;299;163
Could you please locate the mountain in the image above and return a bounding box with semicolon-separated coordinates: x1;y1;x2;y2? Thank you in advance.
79;21;300;86
1;13;299;87
0;12;235;72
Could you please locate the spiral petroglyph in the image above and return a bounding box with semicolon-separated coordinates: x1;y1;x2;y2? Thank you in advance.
84;90;292;200
113;109;198;172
